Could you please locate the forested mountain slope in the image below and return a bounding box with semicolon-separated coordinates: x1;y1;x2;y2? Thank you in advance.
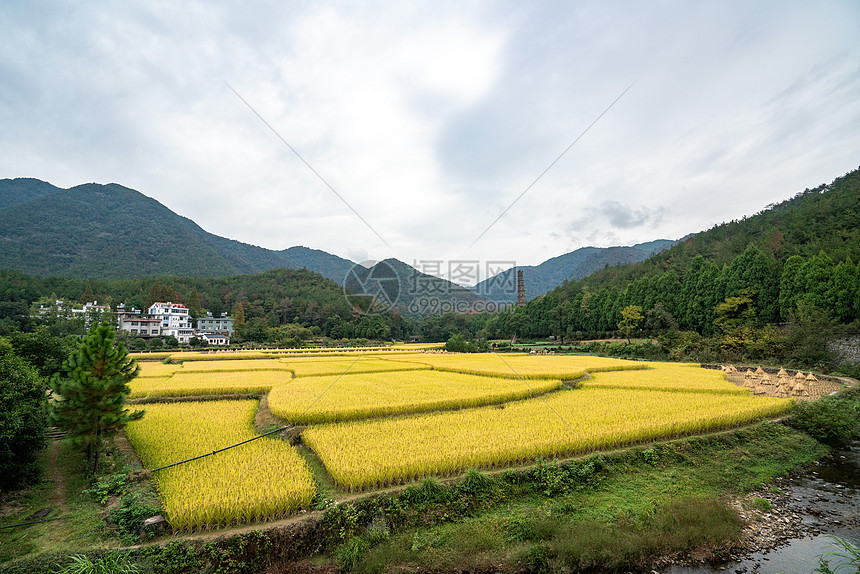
0;179;356;282
499;167;860;340
473;240;677;302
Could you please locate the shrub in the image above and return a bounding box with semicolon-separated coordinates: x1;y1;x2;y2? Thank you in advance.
786;391;859;446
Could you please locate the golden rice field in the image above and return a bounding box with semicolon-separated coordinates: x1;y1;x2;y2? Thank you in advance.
128;370;293;399
267;370;563;423
279;356;430;377
136;362;182;378
126;400;315;531
582;363;749;394
167;351;274;361
125;353;800;528
303;386;792;491
178;358;295;372
389;353;647;379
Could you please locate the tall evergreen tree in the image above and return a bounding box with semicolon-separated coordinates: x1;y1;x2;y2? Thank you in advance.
49;324;143;474
79;283;95;304
187;288;203;318
231;302;246;338
146;280;163;308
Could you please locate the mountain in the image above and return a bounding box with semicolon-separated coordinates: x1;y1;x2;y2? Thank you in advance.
0;178;356;283
472;240;678;303
506;166;860;340
0;178;61;210
0;178;487;317
567;166;860;295
344;258;488;317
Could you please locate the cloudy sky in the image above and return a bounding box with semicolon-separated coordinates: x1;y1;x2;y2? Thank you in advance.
2;1;859;282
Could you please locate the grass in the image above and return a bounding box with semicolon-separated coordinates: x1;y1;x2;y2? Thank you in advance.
2;421;831;574
0;441;119;565
335;421;827;573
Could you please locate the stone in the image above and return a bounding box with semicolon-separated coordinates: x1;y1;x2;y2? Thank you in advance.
142;514;168;533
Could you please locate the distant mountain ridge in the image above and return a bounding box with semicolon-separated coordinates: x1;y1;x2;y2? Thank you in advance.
473;239;678;302
0;178;357;283
0;178;490;317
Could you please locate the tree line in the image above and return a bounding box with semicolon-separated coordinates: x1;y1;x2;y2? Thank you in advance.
0;267;414;344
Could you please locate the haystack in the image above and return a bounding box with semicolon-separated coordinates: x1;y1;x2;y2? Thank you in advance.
805;372;818;382
752;382;768;395
775;383;790;398
760;372;774;385
777;367;788;378
794;371;806;381
792;381;810;397
755;366;767;376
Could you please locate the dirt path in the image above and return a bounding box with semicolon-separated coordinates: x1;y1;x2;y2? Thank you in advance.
46;439;69;512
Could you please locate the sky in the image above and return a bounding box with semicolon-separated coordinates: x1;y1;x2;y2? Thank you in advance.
1;1;859;284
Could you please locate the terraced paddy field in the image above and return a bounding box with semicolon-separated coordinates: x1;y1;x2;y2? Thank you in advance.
123;352;796;529
125;400;315;531
267;370;564;423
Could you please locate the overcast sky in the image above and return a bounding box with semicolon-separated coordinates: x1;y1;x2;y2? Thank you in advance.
2;1;859;282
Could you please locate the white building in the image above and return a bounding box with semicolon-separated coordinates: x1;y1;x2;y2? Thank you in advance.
198;332;230;346
116;305;162;338
148;302;193;343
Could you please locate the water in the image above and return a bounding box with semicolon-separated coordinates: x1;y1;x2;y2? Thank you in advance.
663;442;860;574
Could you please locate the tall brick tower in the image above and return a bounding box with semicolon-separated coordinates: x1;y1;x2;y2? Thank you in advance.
517;269;526;307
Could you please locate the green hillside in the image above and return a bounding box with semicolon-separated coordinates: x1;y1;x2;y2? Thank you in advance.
0;179;357;282
473;240;677;302
464;167;860;367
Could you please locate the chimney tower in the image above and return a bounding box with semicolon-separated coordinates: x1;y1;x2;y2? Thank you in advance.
517;269;526;307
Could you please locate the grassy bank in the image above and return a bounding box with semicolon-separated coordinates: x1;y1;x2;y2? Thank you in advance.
328;421;827;573
1;420;829;574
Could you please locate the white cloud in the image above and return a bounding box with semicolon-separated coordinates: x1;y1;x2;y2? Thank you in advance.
1;0;858;273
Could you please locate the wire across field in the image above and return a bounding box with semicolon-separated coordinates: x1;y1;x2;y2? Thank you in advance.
127;370;293;398
267;370;564;424
582;363;749;394
126;400;315;531
303;386;791;490
389;353;647;379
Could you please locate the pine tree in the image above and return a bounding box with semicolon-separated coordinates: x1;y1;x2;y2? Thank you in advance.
231;302;246;339
187;289;203;317
146;281;163;308
79;284;95;304
49;324;144;474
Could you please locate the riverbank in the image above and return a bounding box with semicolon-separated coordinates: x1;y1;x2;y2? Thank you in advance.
663;440;859;574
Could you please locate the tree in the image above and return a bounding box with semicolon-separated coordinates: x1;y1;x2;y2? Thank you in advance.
187;288;203;318
231;302;246;339
0;339;47;490
618;305;643;343
79;283;95;304
49;324;144;474
8;326;74;378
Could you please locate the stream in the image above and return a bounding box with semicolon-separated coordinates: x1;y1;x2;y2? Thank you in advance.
663;441;860;574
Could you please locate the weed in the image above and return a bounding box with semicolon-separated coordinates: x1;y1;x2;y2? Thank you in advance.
56;552;140;574
84;473;127;505
336;537;370;571
815;536;860;574
109;494;161;544
458;468;496;497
